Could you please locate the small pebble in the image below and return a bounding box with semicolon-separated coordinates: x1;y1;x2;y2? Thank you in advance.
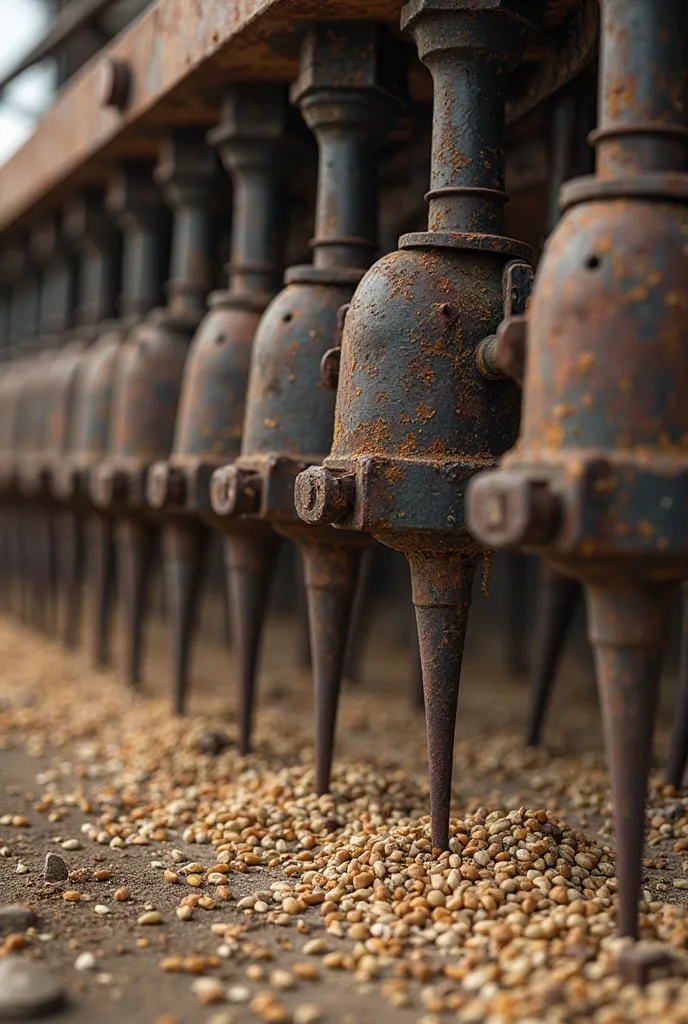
15;863;28;874
60;839;82;851
74;952;97;971
63;891;81;903
0;906;35;935
94;904;110;916
43;852;69;881
0;958;65;1018
176;905;193;921
113;887;130;902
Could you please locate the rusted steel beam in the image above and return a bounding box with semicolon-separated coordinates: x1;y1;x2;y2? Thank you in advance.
0;0;118;94
0;0;596;239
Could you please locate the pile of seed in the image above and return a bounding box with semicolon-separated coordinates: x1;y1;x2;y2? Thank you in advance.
2;618;688;1022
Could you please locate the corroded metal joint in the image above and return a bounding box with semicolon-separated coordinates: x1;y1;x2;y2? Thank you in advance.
466;472;562;549
148;460;218;513
475;316;527;385
294;466;356;526
90;463;131;509
0;458;18;497
210;465;262;517
19;461;52;500
51;463;84;503
147;462;186;510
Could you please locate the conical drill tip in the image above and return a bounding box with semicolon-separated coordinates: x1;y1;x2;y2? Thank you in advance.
342;546;374;685
301;540;368;796
89;515;116;668
665;583;688;790
410;624;425;710
409;550;477;851
224;530;280;756
117;518;157;689
163;523;208;716
525;566;581;748
58;510;86;649
505;552;531;676
33;508;57;634
586;581;671;940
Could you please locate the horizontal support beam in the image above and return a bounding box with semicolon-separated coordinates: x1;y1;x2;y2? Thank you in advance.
0;0;596;240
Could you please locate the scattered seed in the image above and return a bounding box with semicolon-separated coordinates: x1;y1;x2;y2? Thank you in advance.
138;911;162;926
191;977;226;1005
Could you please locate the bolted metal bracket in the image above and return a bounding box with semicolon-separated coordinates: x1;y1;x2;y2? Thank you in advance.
475;260;533;383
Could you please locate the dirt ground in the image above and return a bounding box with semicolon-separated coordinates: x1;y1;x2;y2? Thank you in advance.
0;586;687;1024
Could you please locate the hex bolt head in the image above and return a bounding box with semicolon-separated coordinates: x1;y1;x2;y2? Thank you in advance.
210;466;261;517
294;466;356;526
90;465;129;509
466;472;562;549
99;59;131;110
147;462;186;510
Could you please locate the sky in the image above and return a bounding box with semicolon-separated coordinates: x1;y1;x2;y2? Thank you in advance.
0;0;56;166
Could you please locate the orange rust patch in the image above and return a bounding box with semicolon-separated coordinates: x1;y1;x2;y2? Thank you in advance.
576;352;595;373
382;463;404;486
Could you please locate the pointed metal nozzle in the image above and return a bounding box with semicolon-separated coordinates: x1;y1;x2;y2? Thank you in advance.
409;612;425;710
409;550;477;851
342;545;374;685
525;564;581;748
117;517;157;689
33;508;57;634
505;552;530;676
163;522;208;716
57;509;86;648
88;515;116;668
301;540;370;795
586;581;671;940
224;529;281;755
665;583;688;790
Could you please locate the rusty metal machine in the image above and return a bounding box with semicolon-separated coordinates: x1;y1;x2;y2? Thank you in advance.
209;23;406;762
147;84;289;717
90;133;216;687
294;0;536;848
3;0;686;959
467;0;687;942
44;190;122;649
54;165;168;667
